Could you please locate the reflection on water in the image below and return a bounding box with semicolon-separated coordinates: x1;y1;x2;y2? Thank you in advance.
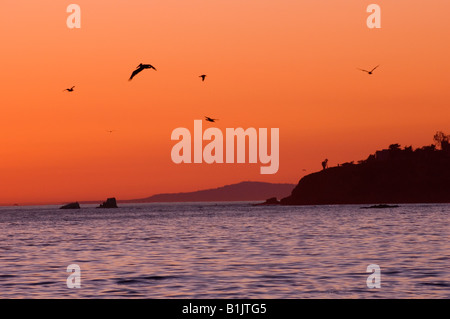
0;203;449;298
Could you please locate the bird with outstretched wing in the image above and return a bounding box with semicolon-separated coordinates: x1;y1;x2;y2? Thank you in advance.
63;86;75;92
358;65;380;75
129;63;157;81
205;116;218;123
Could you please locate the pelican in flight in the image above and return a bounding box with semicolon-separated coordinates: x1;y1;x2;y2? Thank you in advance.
358;65;380;75
205;116;218;123
64;86;75;92
199;74;207;82
129;63;157;81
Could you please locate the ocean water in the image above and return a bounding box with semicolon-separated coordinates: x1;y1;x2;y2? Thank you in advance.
0;202;448;299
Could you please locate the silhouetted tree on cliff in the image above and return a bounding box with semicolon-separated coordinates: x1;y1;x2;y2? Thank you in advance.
389;143;401;151
434;131;450;151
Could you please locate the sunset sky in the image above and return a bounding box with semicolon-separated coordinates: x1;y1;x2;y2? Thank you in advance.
1;1;449;204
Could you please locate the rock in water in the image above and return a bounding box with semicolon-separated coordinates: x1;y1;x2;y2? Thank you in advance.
361;204;400;209
98;197;118;208
60;202;80;209
253;197;280;206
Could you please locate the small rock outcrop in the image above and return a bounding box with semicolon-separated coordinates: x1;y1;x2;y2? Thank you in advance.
97;197;118;208
361;204;400;209
60;202;80;209
253;197;280;206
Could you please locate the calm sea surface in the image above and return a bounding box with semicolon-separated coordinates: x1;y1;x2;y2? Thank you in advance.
0;203;448;298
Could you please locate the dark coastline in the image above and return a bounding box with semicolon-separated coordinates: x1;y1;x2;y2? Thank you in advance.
279;144;450;206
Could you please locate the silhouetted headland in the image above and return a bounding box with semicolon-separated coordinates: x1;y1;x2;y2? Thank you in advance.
60;202;80;209
97;197;118;208
279;132;450;205
123;182;295;203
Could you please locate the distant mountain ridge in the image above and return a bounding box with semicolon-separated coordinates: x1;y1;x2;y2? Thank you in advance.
123;181;295;203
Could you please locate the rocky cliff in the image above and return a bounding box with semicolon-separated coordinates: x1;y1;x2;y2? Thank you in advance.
281;146;450;205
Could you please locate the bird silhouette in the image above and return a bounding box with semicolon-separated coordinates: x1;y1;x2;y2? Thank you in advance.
63;86;75;92
358;65;380;75
205;116;218;123
199;74;206;82
129;63;157;81
106;130;115;133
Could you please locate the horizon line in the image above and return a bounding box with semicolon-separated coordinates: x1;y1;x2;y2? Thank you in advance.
0;180;298;207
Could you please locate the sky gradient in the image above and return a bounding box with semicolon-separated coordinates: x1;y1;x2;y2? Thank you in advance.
1;1;449;204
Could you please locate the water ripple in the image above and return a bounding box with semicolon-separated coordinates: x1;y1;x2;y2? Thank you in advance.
0;203;448;298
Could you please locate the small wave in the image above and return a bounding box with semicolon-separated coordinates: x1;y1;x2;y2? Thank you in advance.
28;281;58;286
116;275;176;285
419;281;450;287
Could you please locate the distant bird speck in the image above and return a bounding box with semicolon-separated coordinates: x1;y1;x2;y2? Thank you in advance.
358;65;380;75
64;86;75;92
129;63;157;81
205;116;218;123
199;75;207;82
106;130;115;133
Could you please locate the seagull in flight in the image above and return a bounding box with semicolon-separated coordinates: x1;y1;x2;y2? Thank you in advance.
205;116;218;123
129;63;157;81
199;74;207;82
64;86;75;92
358;65;380;75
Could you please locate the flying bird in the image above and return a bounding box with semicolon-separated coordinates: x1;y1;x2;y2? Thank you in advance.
199;74;207;82
129;63;157;81
358;65;380;75
205;116;218;123
106;130;115;133
64;86;75;92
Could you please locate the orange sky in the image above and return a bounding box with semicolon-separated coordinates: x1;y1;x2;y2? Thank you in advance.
0;1;449;204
